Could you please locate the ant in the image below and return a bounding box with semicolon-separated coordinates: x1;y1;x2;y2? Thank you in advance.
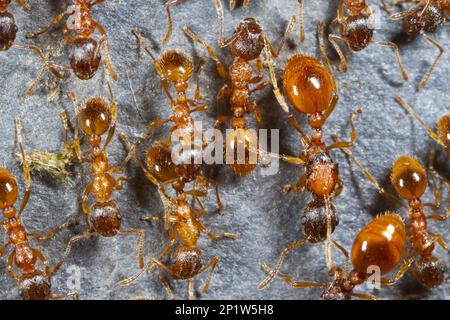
383;0;449;90
328;0;409;81
394;96;449;193
257;20;364;290
118;188;238;300
183;0;297;176
336;145;450;288
163;0;253;45
0;118;78;300
24;0;117;93
51;83;146;274
129;28;224;211
261;213;413;300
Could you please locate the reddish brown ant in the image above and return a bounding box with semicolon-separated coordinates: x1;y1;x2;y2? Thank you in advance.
183;0;296;176
261;213;413;300
24;0;117;93
383;0;448;89
128;28;224;212
336;146;450;288
257;20;367;290
0;118;78;300
51;83;146;274
328;0;409;80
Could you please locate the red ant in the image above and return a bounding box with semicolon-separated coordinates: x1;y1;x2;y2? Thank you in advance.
328;0;409;80
0;118;78;300
183;0;296;176
51;83;146;274
384;0;449;89
24;0;117;94
261;213;413;299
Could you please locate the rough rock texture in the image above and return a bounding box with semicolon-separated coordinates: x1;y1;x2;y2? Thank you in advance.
0;0;448;300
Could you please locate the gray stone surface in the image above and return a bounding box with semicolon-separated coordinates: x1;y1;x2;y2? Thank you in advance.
0;0;448;300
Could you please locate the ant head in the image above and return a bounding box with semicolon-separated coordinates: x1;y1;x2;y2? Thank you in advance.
344;0;366;15
438;114;450;155
90;201;121;237
68;37;101;80
351;213;406;275
0;168;18;210
302;199;339;243
283;55;335;115
18;270;52;300
225;128;258;176
391;156;427;200
78;97;112;136
0;11;17;51
146;145;178;183
171;246;203;280
411;256;446;289
160;51;193;84
231;18;264;61
305;152;338;197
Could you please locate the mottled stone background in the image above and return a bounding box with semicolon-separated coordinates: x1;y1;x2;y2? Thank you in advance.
0;0;448;300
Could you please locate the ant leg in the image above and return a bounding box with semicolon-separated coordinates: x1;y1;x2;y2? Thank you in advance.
194;59;206;101
7;251;20;280
283;174;307;193
16;0;31;10
394;96;444;146
27;218;77;242
160;276;175;300
140;118;171;145
49;291;80;300
198;256;220;295
351;293;377;300
260;262;323;289
332;239;349;277
60;111;79;160
418;34;443;90
327;108;362;150
183;25;229;79
229;0;237;10
25;11;72;38
115;176;128;191
372;40;409;80
381;250;414;285
147;231;177;274
257;239;307;290
200;223;238;241
214;0;242;49
203;176;224;211
94;23;118;81
328;34;349;73
15;118;31;220
54;232;93;273
429;232;450;254
333;138;406;207
82;183;93;232
264;14;296;58
298;0;305;43
0;242;11;258
288;114;310;147
109;137;136;174
102;82;117;151
33;248;52;277
119;229;146;269
188;278;196;300
163;0;184;46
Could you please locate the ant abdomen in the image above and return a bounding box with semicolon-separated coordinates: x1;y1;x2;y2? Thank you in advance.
171;246;203;279
411;255;446;289
68;37;101;80
225;128;258;176
90;200;121;237
231;18;264;61
302;199;339;243
0;11;17;51
403;5;444;37
0;168;18;208
344;14;374;51
437;115;450;154
306;152;339;197
19;271;52;300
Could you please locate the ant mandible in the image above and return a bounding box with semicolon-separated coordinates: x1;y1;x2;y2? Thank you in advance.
328;0;409;81
0;118;78;300
52;83;146;274
118;189;238;300
257;20;364;290
129;28;224;211
261;213;413;299
385;0;449;90
183;0;296;176
163;0;253;46
25;0;117;93
337;146;450;288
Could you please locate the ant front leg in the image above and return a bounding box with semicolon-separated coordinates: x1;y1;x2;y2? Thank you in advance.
95;23;118;81
327;109;362;150
25;11;72;39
